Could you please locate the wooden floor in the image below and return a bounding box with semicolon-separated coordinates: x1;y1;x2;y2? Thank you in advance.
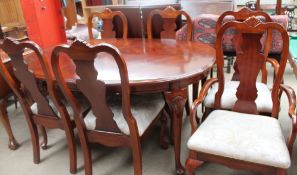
0;64;296;175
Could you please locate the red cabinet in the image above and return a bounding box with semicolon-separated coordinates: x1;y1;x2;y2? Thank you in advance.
20;0;66;48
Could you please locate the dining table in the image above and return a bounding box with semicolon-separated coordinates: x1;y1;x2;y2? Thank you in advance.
22;38;216;174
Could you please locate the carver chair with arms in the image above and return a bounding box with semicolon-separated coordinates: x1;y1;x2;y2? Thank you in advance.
51;40;167;175
88;8;128;40
0;38;88;174
185;17;296;175
203;7;281;118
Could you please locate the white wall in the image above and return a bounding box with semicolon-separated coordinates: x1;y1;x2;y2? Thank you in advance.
125;0;178;5
234;0;293;5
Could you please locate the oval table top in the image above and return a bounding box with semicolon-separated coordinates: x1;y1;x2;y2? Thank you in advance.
25;38;215;93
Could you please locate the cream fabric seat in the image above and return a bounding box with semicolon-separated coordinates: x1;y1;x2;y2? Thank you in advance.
31;93;90;118
204;81;273;113
187;110;291;169
84;93;165;136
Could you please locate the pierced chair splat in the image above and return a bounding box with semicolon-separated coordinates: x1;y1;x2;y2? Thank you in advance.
88;8;128;40
51;40;167;175
203;7;281;118
186;17;296;175
0;38;89;174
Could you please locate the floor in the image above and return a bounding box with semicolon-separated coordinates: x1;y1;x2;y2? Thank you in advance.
0;64;296;175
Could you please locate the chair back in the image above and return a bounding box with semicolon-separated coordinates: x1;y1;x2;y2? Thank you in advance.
147;6;192;41
215;17;289;117
217;7;273;83
51;40;133;134
88;8;128;39
0;38;56;116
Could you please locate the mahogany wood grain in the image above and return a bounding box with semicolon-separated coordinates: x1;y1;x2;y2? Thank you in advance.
50;40;167;175
0;38;79;174
0;52;19;150
186;17;293;175
21;38;215;174
147;6;192;41
216;7;273;83
88;8;128;39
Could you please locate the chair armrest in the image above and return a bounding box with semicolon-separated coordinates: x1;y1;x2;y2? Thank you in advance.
280;84;297;155
266;57;279;79
190;78;218;134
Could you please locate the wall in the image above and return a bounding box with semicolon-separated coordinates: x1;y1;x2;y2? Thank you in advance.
234;0;292;5
0;0;25;26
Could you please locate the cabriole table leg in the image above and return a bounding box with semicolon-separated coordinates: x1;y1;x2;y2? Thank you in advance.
164;88;187;175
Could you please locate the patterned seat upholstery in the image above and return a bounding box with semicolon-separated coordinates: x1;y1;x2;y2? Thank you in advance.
176;14;288;54
187;110;291;169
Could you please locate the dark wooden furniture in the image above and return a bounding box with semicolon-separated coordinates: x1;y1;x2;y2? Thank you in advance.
216;7;277;82
105;4;181;38
88;8;128;39
146;6;193;114
202;8;280;119
0;38;83;174
186;17;295;175
0;51;19;150
216;7;277;76
22;38;215;174
147;6;192;41
51;40;167;175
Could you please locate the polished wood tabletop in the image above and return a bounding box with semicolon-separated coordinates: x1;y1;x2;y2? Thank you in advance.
18;38;215;174
24;38;215;93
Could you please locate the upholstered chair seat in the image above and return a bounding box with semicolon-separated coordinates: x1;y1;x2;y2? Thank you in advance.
31;93;90;117
187;110;291;169
204;81;273;113
84;93;165;135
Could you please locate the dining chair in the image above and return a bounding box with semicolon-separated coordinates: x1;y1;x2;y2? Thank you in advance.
0;38;89;174
0;57;19;150
203;7;280;118
51;40;168;175
186;17;296;175
147;6;192;41
88;8;128;39
216;7;276;79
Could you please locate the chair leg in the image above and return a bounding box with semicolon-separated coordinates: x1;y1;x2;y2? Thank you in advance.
77;128;92;175
39;126;48;150
14;94;18;109
64;126;77;174
131;138;142;175
0;98;19;150
276;169;286;175
185;98;190;116
185;157;203;175
201;107;212;123
159;110;168;149
164;103;174;145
